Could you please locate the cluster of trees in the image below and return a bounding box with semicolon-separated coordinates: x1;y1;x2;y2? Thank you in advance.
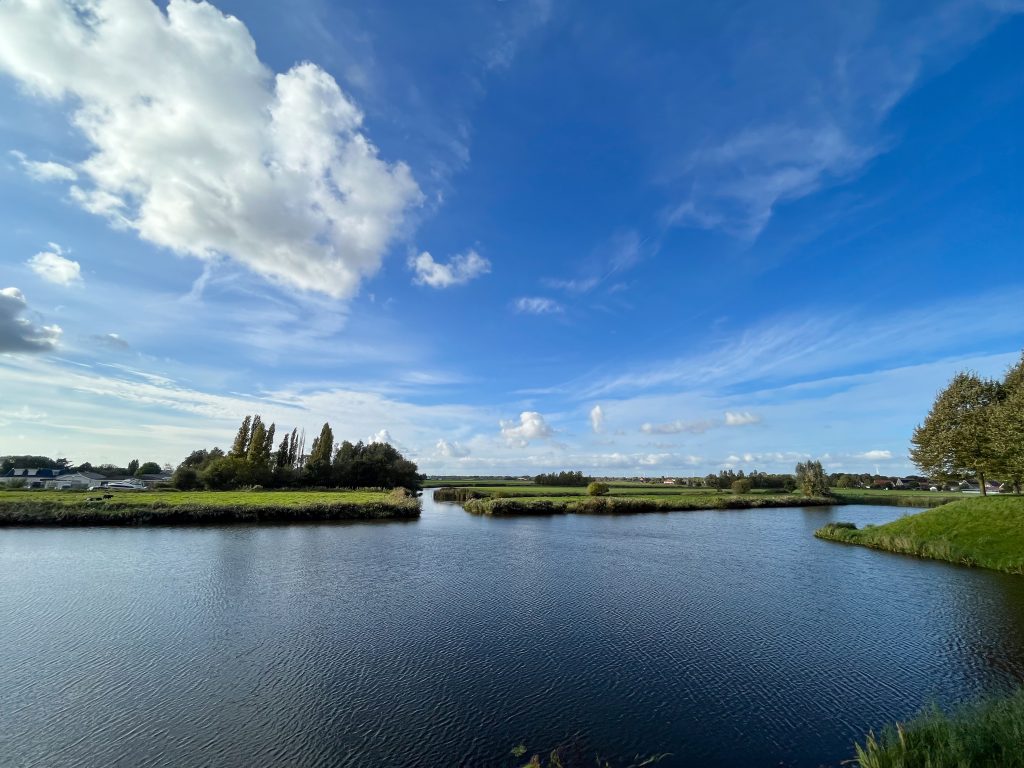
534;470;593;487
172;415;422;491
700;470;798;492
911;354;1024;495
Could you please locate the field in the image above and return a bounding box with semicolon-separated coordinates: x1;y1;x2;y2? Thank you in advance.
0;489;420;526
816;496;1024;574
832;488;964;507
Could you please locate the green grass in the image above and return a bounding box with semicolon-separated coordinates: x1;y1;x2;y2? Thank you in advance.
462;494;835;516
816;496;1024;574
853;688;1024;768
832;488;963;508
0;489;420;526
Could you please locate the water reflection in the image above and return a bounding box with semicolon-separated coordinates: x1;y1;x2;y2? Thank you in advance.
0;499;1021;767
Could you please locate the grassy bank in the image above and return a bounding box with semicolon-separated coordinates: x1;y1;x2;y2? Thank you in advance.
852;688;1024;767
463;494;835;516
831;488;962;508
0;489;420;526
816;496;1024;574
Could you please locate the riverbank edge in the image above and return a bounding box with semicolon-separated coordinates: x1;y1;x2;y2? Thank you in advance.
815;496;1024;575
0;498;422;527
852;687;1024;767
460;494;837;516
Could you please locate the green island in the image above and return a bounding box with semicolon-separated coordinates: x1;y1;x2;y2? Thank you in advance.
0;488;420;526
816;496;1024;575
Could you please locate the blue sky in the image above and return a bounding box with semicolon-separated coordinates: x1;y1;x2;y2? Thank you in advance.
0;0;1022;475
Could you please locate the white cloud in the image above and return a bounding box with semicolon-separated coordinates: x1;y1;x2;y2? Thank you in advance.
500;411;553;446
589;404;604;433
91;332;130;349
724;411;761;426
367;429;393;445
435;438;470;458
0;0;421;298
410;249;490;288
10;150;78;181
515;297;562;314
858;449;893;461
27;243;82;286
0;287;62;353
640;419;713;435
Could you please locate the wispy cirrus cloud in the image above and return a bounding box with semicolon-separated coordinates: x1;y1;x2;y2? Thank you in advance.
515;296;563;314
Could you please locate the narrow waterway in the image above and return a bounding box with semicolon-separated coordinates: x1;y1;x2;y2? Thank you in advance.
2;498;1022;767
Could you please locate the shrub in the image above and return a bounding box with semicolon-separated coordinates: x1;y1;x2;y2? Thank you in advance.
731;479;753;494
587;481;610;496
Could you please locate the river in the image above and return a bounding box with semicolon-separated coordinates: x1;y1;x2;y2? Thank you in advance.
2;497;1023;767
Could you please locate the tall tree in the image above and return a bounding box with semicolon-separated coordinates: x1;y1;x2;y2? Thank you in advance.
246;416;268;467
275;432;291;469
910;372;1002;495
263;423;276;463
795;460;829;496
995;354;1024;493
306;422;335;483
288;428;299;467
127;458;140;475
230;415;252;458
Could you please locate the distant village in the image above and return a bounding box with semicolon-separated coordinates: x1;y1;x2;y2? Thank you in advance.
0;464;173;491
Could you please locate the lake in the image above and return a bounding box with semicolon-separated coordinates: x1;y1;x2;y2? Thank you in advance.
2;498;1023;767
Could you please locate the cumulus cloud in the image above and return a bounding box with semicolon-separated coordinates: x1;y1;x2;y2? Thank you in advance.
515;297;562;314
858;449;893;461
435;438;470;458
500;411;553;446
368;429;393;445
10;150;77;181
0;287;62;352
0;0;421;298
640;418;714;435
410;249;490;288
589;404;604;433
724;411;761;426
27;243;81;286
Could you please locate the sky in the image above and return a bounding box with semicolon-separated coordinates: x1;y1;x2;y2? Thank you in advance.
0;0;1022;476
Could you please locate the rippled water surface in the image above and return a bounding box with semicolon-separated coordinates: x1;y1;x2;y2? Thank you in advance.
2;499;1024;767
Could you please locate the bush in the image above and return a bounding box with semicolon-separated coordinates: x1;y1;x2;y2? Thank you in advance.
731;479;753;494
587;482;610;496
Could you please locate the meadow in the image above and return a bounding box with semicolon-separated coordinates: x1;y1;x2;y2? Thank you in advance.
0;488;420;526
816;496;1024;574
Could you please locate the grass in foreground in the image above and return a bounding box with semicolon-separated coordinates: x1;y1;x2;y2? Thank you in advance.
853;688;1024;768
0;489;420;526
816;496;1024;574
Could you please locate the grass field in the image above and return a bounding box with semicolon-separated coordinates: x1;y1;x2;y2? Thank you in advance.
0;489;420;526
459;492;835;516
832;488;964;507
816;496;1024;574
852;687;1024;767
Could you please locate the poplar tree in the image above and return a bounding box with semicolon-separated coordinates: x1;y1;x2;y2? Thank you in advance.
230;415;252;458
306;422;334;483
247;416;267;466
275;432;291;469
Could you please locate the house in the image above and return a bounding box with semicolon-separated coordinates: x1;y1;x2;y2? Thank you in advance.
44;471;107;490
0;468;65;488
136;472;173;488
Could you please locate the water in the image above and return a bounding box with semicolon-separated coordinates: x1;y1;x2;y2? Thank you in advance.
2;499;1023;767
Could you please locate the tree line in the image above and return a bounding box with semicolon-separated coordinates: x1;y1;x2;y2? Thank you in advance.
172;415;422;491
534;470;593;487
911;354;1024;495
1;455;166;477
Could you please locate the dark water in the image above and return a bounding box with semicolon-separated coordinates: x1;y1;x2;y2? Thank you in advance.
2;499;1024;768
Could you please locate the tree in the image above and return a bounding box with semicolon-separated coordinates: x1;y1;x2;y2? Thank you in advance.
731;478;752;494
995;354;1024;494
910;372;1002;495
275;433;291;469
199;456;250;490
587;481;610;496
135;461;161;477
127;458;140;475
835;474;855;489
306;422;335;485
230;415;252;458
246;416;267;466
795;460;830;497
